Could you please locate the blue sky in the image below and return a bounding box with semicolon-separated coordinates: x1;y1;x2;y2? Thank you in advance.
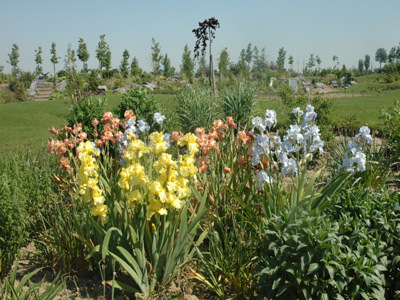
0;0;399;74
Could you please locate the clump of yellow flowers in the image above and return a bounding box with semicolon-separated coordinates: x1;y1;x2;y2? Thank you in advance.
119;132;199;220
77;132;199;223
77;141;108;223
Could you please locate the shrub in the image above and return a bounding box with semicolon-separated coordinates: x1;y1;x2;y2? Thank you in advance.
221;81;257;128
49;92;65;101
257;188;400;299
381;101;400;168
66;97;108;140
0;89;15;103
175;85;222;133
0;151;59;278
88;69;101;93
0;170;28;278
114;87;160;126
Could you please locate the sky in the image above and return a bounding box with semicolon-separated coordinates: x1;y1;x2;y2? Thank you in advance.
0;0;399;74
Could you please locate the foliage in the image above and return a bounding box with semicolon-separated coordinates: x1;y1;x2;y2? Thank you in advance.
120;49;130;78
277;84;306;109
7;44;19;75
151;38;163;75
50;42;59;78
365;54;371;73
221;81;257;128
218;47;230;77
375;48;388;69
34;195;94;274
35;46;43;76
175;85;221;132
88;69;101;93
181;44;195;83
49;91;65;101
114;87;161;125
190;122;260;299
50;123;206;298
0;260;65;299
77;37;90;72
257;203;389;300
276;47;286;72
193;17;220;94
0;151;60;278
162;53;175;77
130;56;142;77
64;43;77;73
66;97;108;139
96;34;112;73
193;17;220;58
358;59;364;74
381;101;400;169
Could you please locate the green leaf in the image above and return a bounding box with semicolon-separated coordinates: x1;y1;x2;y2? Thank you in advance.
325;265;335;280
307;263;319;275
108;279;139;294
272;278;281;290
102;227;122;260
109;249;148;296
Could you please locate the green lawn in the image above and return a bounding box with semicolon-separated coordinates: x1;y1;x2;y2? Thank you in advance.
256;89;400;129
0;89;398;153
0;94;177;153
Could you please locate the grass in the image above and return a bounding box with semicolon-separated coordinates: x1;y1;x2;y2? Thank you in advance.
0;81;399;152
256;88;400;129
0;94;177;152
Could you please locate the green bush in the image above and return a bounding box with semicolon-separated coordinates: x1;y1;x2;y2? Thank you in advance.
66;97;108;140
175;85;221;133
0;89;15;103
49;92;65;101
0;171;28;278
221;81;257;128
0;151;60;278
381;101;400;169
114;87;161;126
257;189;400;299
88;69;101;93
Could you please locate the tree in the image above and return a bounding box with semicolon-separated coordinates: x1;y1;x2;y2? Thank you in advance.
218;47;229;77
245;43;253;69
181;44;194;83
237;49;248;78
316;55;321;73
162;54;175;77
96;34;112;73
193;17;220;96
197;55;207;78
396;43;400;61
288;55;294;70
276;47;286;72
130;57;142;77
375;48;387;69
64;43;77;73
308;54;316;72
364;55;370;73
253;47;267;72
388;46;397;63
0;63;3;73
34;46;43;76
332;55;339;70
77;37;90;72
7;44;19;75
120;49;130;77
358;59;364;74
50;42;59;79
151;38;163;75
